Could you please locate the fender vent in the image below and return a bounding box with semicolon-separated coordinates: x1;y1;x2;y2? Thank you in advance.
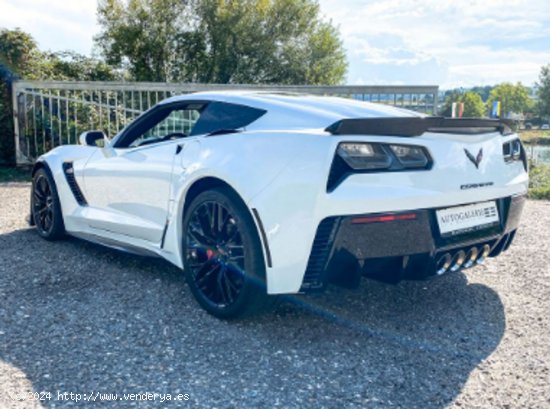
301;217;339;291
62;162;88;206
327;154;351;192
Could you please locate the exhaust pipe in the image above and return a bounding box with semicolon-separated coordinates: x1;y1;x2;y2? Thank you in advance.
476;244;491;265
436;253;452;275
463;247;479;269
449;250;466;272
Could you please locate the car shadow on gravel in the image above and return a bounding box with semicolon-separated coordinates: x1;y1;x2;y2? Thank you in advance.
0;228;505;409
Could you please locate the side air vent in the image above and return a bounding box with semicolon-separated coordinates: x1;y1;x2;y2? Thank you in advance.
326;154;351;192
62;162;88;206
300;217;340;291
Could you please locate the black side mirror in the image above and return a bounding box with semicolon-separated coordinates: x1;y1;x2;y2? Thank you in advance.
79;131;107;147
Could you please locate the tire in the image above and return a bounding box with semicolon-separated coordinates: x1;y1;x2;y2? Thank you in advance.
31;168;65;240
182;186;271;319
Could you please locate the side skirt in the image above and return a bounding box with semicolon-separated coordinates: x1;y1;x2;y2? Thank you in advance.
69;231;161;258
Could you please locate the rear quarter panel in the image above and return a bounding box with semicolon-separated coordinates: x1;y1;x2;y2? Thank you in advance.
162;130;331;268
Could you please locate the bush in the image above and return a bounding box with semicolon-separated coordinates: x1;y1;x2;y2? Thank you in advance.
0;82;15;165
0;166;30;182
529;186;550;200
528;162;550;200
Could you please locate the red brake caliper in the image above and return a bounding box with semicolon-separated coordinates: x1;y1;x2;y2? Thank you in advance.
206;249;216;260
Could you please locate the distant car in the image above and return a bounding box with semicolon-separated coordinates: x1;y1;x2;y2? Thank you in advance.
30;92;528;318
524;122;532;130
541;124;550;130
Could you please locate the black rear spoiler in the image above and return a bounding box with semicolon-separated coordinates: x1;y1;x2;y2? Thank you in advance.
325;117;514;137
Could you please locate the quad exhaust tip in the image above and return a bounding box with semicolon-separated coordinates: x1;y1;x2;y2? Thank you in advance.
476;244;491;265
450;250;466;272
463;247;479;269
436;253;452;275
436;244;491;275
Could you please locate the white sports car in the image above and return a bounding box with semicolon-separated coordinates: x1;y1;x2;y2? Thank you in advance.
30;92;528;318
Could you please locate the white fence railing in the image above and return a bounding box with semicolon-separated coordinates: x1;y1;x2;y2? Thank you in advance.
12;81;439;165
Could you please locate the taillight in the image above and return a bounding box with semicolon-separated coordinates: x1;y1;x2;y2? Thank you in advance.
502;138;527;171
327;142;432;192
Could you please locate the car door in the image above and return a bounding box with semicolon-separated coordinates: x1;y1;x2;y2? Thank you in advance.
81;102;203;243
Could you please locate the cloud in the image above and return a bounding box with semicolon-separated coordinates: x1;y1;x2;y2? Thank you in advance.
319;0;550;87
0;0;99;55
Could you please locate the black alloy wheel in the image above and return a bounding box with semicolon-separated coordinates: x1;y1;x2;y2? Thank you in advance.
187;200;245;307
182;187;270;318
31;168;65;240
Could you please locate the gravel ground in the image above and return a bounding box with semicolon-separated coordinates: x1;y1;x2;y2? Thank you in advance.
0;182;549;409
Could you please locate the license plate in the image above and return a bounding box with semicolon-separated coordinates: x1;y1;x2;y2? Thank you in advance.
436;201;499;237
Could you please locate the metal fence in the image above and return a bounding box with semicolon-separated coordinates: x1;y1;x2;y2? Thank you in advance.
12;81;439;165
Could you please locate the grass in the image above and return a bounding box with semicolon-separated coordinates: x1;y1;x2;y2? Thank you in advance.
0;166;31;183
519;130;550;146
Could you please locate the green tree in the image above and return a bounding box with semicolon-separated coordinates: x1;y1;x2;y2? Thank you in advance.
95;0;347;84
196;0;346;84
96;0;192;82
0;28;118;164
1;28;118;82
469;85;493;102
441;91;485;117
461;91;485;117
0;28;40;77
39;51;119;81
0;28;41;164
486;82;532;118
536;64;550;121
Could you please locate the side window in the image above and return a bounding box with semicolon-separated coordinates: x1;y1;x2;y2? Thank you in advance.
114;102;206;148
114;101;266;148
128;106;202;148
191;102;267;136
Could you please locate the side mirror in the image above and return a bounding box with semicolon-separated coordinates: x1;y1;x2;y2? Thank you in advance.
79;131;107;147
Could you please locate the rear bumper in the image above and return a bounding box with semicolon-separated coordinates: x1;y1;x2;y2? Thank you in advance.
300;194;526;290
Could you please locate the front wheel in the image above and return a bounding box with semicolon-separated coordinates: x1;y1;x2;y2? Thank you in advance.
182;187;271;319
31;168;65;240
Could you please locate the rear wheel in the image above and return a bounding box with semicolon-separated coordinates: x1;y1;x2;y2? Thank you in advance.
31;168;65;240
182;187;270;318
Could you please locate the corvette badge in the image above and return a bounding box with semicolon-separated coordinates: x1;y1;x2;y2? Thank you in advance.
464;148;483;169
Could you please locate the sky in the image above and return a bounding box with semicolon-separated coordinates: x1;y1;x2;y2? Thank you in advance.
0;0;548;89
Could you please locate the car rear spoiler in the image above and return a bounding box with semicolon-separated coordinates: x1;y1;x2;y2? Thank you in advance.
325;117;514;137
